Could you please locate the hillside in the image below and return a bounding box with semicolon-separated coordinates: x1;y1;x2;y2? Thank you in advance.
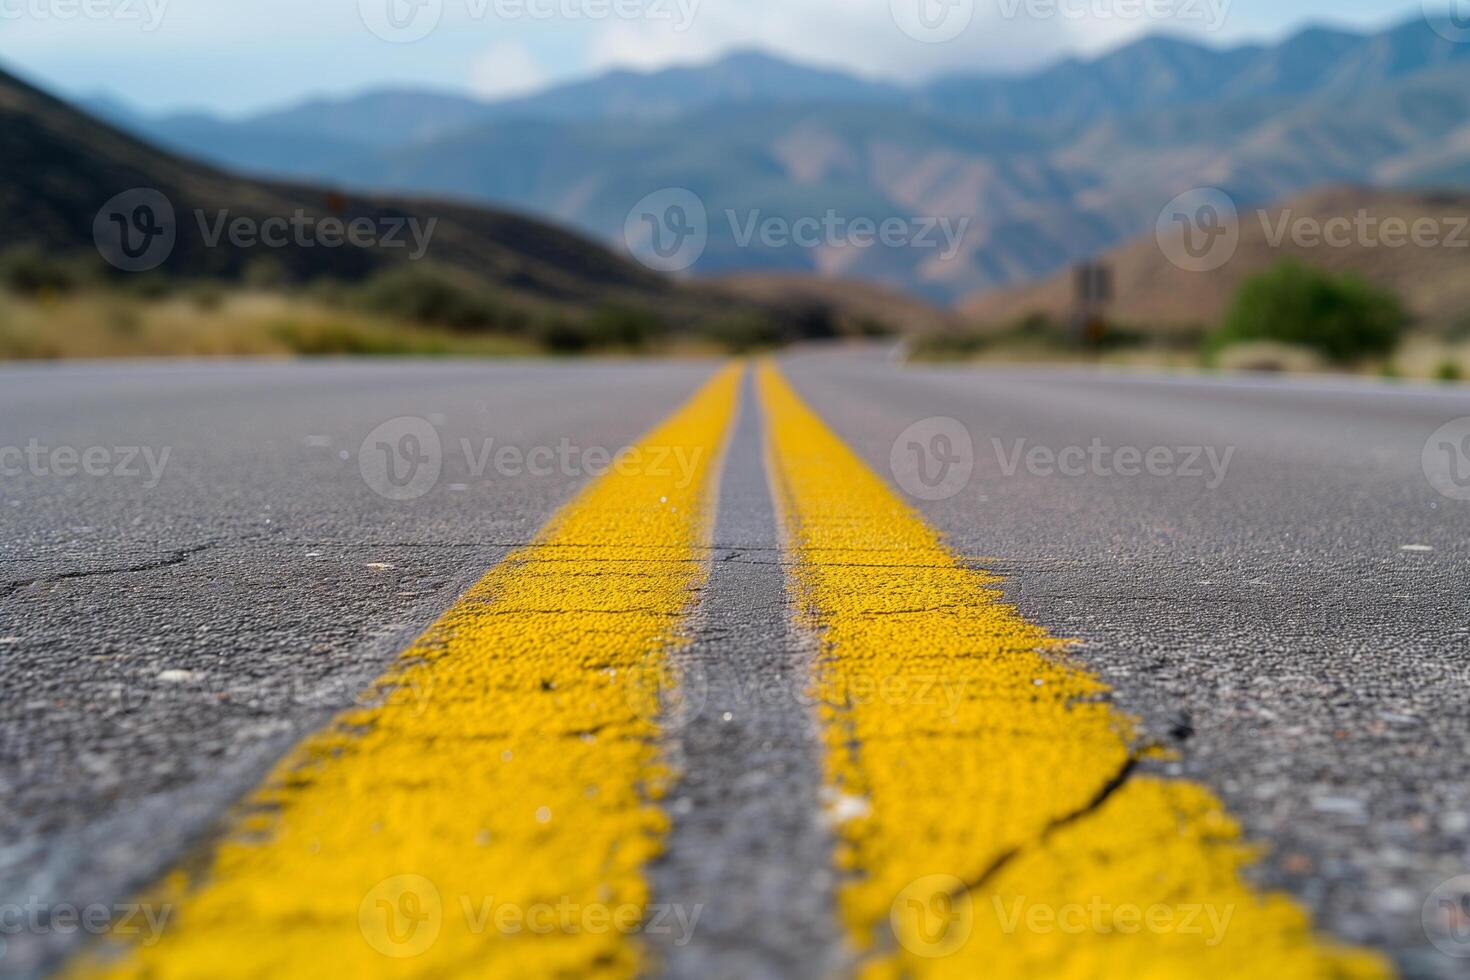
708;273;964;336
960;186;1470;332
90;16;1470;305
919;18;1470;123
0;64;752;328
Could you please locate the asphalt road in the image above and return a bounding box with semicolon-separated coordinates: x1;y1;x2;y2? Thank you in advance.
2;352;1468;978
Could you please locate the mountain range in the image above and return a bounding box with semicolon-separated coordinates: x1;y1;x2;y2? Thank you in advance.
83;15;1470;306
0;64;796;333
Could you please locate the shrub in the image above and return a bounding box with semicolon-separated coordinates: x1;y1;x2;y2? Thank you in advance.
532;306;670;353
699;315;785;353
353;265;514;332
0;246;94;296
584;305;668;349
536;317;593;354
1212;261;1406;364
1436;359;1464;383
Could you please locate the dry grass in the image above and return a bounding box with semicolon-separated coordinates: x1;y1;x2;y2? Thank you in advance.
0;290;541;360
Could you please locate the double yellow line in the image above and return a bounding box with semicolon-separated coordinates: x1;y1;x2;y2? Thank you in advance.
72;362;1388;979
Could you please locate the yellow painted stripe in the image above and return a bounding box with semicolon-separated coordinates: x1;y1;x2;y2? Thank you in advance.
73;363;743;980
756;361;1389;980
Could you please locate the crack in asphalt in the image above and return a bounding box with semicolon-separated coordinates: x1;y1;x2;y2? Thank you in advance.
0;542;218;599
855;750;1147;971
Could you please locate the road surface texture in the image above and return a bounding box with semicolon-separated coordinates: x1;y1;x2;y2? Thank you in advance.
0;351;1466;978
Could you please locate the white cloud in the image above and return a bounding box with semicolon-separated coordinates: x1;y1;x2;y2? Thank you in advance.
0;0;1415;113
582;0;1099;83
470;40;551;99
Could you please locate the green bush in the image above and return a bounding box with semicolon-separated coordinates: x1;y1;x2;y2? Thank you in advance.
353;265;519;333
584;305;668;350
533;306;670;354
1212;261;1406;364
536;317;594;354
699;315;785;353
1436;359;1464;383
0;247;96;296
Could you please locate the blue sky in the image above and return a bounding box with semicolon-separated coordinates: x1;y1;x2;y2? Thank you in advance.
0;0;1439;115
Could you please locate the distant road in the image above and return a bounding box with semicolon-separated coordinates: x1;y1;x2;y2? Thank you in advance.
2;353;1467;978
